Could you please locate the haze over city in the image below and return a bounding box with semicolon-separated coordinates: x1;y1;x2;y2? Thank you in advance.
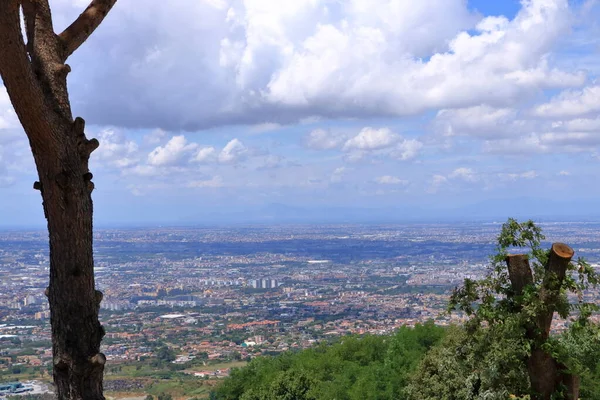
0;0;599;227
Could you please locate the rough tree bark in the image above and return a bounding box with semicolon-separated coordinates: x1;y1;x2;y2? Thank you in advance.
505;243;579;400
0;1;117;398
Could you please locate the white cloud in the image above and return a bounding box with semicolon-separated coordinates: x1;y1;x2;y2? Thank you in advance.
498;170;538;181
562;117;600;132
265;0;582;120
143;129;167;145
484;129;600;155
428;174;448;193
449;167;479;182
375;175;408;185
343;128;398;151
187;176;224;188
483;134;548;154
93;129;140;169
192;146;217;163
434;105;519;138
428;167;539;193
534;85;600;118
558;170;570;176
0;88;17;130
0;88;21;145
148;135;198;166
391;139;423;161
305;129;345;150
219;138;247;163
41;0;584;130
330;167;347;183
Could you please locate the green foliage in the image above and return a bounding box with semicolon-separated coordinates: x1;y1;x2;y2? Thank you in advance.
155;345;176;363
424;218;600;399
213;321;445;400
556;323;600;399
449;218;598;326
405;326;530;399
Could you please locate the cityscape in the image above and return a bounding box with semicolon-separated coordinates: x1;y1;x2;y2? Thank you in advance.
1;221;600;398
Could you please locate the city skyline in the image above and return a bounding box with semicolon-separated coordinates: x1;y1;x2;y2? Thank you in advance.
1;0;600;227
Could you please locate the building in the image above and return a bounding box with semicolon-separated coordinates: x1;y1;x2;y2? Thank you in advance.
0;382;34;395
249;278;279;289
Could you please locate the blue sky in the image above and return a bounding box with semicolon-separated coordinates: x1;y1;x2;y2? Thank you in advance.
1;0;600;227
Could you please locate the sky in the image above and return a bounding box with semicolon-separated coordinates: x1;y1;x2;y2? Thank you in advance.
1;0;600;227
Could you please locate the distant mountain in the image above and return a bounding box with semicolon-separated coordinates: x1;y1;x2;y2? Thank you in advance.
167;198;600;226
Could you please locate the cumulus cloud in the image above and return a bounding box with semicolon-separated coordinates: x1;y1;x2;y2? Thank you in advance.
375;175;408;185
93;129;140;169
561;117;600;132
0;0;596;210
0;88;23;146
449;167;479;182
498;170;538;181
337;127;423;162
305;129;345;150
390;139;423;161
218;138;247;163
429;167;478;193
148;135;198;166
265;0;582;119
192;146;218;163
483;128;600;155
32;0;584;130
429;167;539;193
434;105;520;138
534;85;600;118
343;128;399;151
0;88;18;131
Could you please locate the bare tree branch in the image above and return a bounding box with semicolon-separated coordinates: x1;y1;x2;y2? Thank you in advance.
0;0;54;148
22;0;73;121
58;0;117;60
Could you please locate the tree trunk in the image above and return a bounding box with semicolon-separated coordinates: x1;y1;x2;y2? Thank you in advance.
0;2;117;397
32;119;105;400
505;244;579;400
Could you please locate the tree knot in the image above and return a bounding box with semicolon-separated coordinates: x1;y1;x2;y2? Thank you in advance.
95;290;103;304
90;353;106;366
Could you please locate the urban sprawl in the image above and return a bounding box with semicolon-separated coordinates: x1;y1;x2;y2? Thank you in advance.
1;222;600;396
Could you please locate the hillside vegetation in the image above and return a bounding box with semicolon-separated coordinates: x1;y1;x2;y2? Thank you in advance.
214;321;445;400
212;322;600;400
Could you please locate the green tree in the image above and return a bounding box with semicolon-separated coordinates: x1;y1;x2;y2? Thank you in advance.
240;370;318;400
155;346;176;363
214;323;445;400
411;218;599;400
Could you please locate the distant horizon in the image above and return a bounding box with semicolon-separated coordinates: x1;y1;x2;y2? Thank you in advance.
3;212;600;231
